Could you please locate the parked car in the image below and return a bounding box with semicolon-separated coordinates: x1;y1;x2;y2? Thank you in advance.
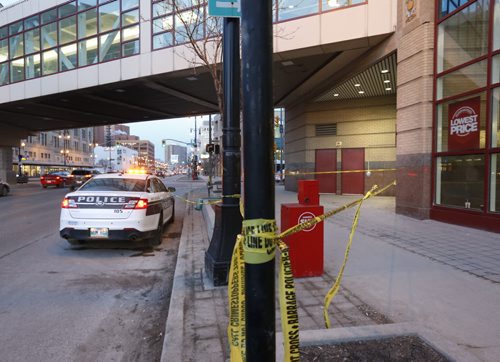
60;172;175;246
40;171;70;188
67;169;101;191
16;173;29;184
0;179;10;196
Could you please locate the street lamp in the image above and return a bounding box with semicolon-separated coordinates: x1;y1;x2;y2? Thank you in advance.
89;143;98;167
18;141;26;175
59;131;71;168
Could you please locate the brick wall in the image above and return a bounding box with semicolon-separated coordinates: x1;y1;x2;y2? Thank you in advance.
395;0;435;219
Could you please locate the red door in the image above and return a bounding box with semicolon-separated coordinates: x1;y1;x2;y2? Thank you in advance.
341;148;364;194
315;149;337;193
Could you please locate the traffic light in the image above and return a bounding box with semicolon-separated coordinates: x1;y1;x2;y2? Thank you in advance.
214;144;220;154
162;140;166;147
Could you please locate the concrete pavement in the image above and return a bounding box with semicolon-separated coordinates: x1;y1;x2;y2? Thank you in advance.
161;183;500;361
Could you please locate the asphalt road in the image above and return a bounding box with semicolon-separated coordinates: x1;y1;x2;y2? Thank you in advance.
0;175;206;361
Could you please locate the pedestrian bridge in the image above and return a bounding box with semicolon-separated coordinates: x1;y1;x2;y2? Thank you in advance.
0;0;396;143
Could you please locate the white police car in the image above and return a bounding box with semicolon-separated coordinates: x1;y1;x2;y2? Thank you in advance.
59;172;175;246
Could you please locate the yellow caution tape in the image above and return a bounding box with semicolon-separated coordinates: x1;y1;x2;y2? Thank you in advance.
242;219;277;264
172;193;241;205
228;180;397;361
228;235;246;362
284;168;396;177
277;239;300;361
322;189;371;329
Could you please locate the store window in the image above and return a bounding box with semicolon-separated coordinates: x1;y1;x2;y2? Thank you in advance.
491;154;500;212
436;92;486;152
434;0;500;224
495;0;500;51
493;54;500;86
437;0;489;73
492;87;500;148
436;155;485;210
436;59;487;100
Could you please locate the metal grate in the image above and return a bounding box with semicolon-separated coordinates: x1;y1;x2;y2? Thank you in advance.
315;123;337;136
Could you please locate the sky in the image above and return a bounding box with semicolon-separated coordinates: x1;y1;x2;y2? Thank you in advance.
126;116;203;161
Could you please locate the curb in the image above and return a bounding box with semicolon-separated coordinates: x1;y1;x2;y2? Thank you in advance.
160;199;192;362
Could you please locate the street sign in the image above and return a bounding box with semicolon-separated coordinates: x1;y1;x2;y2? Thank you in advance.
208;0;240;17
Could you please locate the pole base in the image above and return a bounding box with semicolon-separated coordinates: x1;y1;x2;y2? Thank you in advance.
205;203;242;286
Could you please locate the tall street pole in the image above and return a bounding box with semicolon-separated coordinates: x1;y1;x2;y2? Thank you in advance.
208;114;213;197
241;0;275;359
205;16;242;286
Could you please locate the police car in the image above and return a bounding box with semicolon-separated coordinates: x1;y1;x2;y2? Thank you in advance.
59;172;175;246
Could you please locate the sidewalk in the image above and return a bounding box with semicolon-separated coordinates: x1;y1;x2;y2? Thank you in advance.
161;184;500;361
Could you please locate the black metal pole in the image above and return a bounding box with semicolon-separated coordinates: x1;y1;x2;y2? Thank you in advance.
241;0;275;360
205;16;242;286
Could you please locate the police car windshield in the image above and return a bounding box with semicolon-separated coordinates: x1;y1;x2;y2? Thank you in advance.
79;178;146;192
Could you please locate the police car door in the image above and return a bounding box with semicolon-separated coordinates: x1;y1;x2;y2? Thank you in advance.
153;178;171;220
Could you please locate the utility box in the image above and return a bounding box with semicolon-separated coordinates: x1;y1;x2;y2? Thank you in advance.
297;180;320;205
281;204;324;278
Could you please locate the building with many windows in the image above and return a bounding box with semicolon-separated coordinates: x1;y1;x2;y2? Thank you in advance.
12;127;95;176
115;138;155;170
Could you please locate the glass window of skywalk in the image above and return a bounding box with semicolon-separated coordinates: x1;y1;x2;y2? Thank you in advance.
150;0;367;51
0;0;140;85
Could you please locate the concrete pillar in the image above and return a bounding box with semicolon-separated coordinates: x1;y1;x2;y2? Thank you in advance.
395;0;435;219
0;147;16;184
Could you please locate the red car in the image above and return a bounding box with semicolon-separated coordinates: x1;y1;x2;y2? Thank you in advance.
40;171;70;188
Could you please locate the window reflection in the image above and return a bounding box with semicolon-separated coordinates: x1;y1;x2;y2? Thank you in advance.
78;9;98;39
42;23;58;50
0;63;8;85
78;37;98;66
175;8;204;44
491;154;500;212
42;49;58;75
10;35;24;59
60;43;77;71
278;0;319;21
122;0;139;11
59;16;77;44
10;58;24;82
0;39;8;62
495;0;500;51
123;40;140;56
122;9;140;25
437;0;489;73
25;54;41;79
99;31;121;62
25;28;41;54
322;0;363;10
99;1;120;33
122;25;139;42
153;32;173;49
78;0;97;11
492;88;500;148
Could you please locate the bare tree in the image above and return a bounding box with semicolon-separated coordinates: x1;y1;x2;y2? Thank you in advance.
153;1;291;115
153;1;224;114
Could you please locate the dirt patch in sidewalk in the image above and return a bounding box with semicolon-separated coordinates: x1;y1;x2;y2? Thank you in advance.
300;336;450;361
